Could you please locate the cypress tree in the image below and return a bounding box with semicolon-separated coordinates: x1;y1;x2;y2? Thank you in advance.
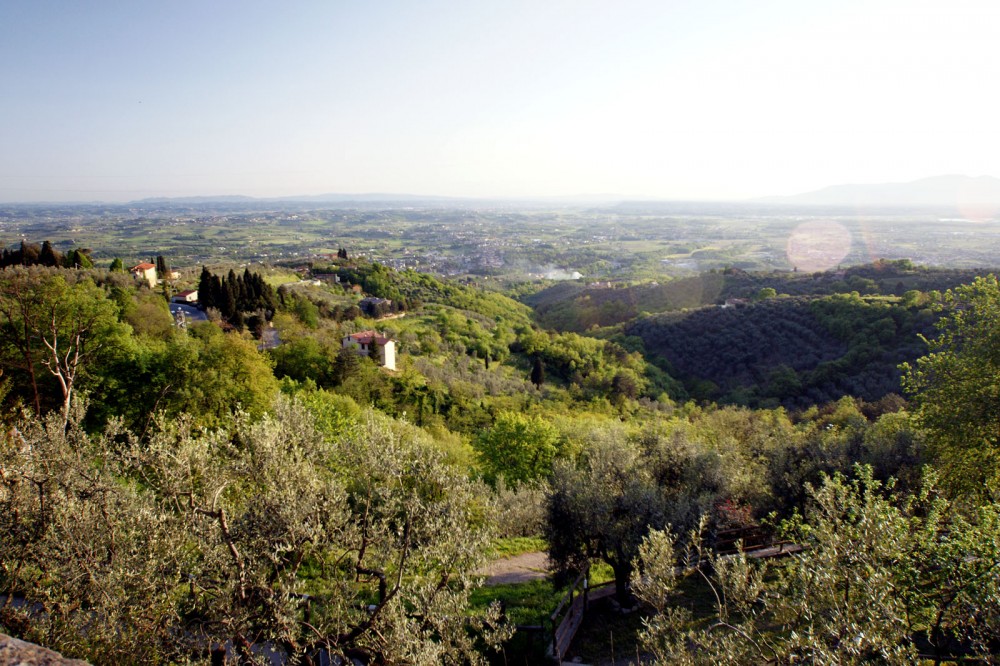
39;241;60;267
530;357;545;388
198;267;215;310
223;274;238;319
20;241;40;266
212;274;225;314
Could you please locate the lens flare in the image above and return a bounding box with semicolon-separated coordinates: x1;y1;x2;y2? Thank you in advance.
956;179;1000;222
786;220;851;272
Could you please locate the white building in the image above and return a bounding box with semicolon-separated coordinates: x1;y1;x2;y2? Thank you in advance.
342;330;396;370
129;262;157;288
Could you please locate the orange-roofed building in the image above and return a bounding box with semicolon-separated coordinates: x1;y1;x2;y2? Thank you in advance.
130;262;157;288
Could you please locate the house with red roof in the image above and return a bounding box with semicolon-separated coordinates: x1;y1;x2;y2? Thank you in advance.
172;289;198;304
342;330;396;370
130;262;157;288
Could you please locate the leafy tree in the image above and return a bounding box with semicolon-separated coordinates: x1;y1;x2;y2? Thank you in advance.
547;426;665;604
474;410;560;484
109;257;125;272
0;268;130;423
63;248;94;269
290;292;320;328
633;467;1000;664
902;274;1000;497
0;399;511;664
178;322;280;425
754;286;777;301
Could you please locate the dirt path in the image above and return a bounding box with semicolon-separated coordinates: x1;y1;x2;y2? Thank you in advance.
480;551;551;586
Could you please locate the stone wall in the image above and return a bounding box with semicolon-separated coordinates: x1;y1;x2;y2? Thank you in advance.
0;633;90;665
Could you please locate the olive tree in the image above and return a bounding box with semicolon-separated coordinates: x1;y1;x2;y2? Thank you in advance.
546;424;665;605
1;399;510;664
0;404;186;663
632;467;1000;664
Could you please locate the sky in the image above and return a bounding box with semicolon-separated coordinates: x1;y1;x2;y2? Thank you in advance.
2;0;1000;202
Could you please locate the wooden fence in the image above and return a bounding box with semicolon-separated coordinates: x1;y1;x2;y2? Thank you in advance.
548;568;615;663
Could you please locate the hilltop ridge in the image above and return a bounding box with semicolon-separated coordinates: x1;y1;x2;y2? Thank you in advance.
759;174;1000;209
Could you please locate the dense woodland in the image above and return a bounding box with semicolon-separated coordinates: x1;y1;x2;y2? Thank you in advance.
2;245;1000;664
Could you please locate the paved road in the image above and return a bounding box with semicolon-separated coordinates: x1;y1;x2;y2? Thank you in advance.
169;302;208;324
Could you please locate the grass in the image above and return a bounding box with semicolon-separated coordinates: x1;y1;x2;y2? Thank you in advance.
488;536;547;559
469;578;563;627
265;273;302;286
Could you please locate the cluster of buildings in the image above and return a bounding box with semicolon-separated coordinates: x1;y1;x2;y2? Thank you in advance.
130;263;397;371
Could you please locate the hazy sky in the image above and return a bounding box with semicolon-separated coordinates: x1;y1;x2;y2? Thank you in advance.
2;0;999;202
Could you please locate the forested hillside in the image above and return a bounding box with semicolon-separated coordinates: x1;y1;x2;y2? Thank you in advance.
627;292;939;407
2;252;1000;664
526;260;987;332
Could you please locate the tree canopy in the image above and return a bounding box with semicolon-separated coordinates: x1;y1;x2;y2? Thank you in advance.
902;274;1000;497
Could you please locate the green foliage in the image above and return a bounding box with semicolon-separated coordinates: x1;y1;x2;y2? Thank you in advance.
902;274;1000;497
180;322;280;424
754;286;777;301
547;424;666;604
0;400;511;664
63;248;94;269
0;268;132;421
630;292;935;408
474;411;560;484
634;467;1000;664
90;319;280;430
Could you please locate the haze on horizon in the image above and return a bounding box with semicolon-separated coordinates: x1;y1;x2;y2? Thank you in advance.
2;0;999;204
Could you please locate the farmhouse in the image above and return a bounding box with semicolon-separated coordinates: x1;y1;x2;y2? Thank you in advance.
342;330;396;370
172;289;198;304
130;262;157;288
359;296;393;318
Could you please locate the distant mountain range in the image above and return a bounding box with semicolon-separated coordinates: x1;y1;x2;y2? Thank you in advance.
113;175;1000;210
132;193;463;205
127;192;648;208
760;175;1000;209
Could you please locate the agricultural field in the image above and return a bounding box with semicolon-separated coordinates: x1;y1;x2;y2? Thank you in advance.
3;201;1000;285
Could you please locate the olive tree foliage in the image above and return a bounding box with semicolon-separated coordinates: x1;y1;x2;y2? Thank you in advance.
547;424;666;605
0;403;184;663
489;477;549;538
902;274;1000;498
0;398;510;665
632;467;1000;665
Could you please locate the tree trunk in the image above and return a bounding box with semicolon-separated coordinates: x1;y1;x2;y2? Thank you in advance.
611;560;632;607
